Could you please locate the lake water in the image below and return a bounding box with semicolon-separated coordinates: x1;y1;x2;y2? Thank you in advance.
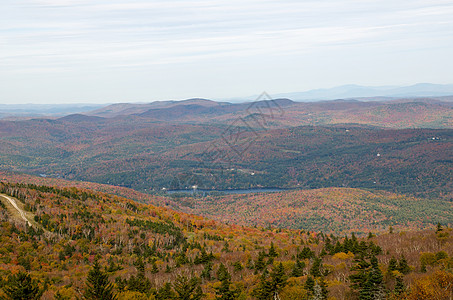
165;188;289;195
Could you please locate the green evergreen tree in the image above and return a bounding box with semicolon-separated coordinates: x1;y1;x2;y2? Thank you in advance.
268;242;278;258
221;241;230;252
127;257;152;294
268;263;287;294
291;259;305;277
156;282;176;300
173;275;203;300
393;276;405;296
312;279;329;300
2;271;42;300
252;272;272;300
254;251;267;272
387;257;397;274
397;255;410;274
312;282;323;300
215;264;238;300
310;257;323;277
436;222;443;233
216;263;229;281
363;256;384;299
83;260;117;300
165;265;172;273
201;262;213;280
304;275;315;294
151;262;159;274
420;262;427;273
349;254;371;294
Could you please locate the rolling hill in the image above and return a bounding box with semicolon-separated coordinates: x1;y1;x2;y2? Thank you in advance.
0;102;451;198
0;173;452;299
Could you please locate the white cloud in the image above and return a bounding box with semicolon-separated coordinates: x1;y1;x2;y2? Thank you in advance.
1;0;452;103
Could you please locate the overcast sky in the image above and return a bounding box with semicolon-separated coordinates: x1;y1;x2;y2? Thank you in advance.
1;0;453;104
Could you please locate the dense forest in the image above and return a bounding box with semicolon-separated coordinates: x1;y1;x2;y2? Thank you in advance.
0;99;452;299
0;119;452;199
0;180;452;299
171;188;453;235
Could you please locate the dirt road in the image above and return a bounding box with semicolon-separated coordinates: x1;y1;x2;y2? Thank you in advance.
1;194;32;226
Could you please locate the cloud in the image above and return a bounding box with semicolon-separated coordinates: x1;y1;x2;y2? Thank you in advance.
1;0;452;102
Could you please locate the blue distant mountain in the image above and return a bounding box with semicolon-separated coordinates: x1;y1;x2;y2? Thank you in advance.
272;83;453;101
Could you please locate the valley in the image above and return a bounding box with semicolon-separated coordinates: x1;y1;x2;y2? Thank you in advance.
0;97;452;299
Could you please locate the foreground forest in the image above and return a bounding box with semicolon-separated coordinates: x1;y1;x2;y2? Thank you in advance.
0;179;452;299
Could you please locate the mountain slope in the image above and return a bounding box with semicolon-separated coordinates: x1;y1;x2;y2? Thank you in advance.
173;188;453;235
0;175;452;299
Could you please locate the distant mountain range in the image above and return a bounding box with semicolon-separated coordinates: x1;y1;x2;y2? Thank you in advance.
0;103;103;119
1;83;453;119
270;83;453;101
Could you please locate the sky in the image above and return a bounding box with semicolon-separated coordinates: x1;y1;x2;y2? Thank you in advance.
1;0;453;104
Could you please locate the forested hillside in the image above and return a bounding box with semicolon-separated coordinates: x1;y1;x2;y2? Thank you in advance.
0;119;451;198
173;188;453;235
0;180;452;299
3;171;451;236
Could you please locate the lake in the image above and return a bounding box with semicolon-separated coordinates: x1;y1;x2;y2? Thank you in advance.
165;187;290;195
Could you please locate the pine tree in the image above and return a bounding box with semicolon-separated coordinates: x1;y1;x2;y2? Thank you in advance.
318;277;329;300
393;276;405;296
254;251;267;272
3;271;42;300
151;262;159;274
217;263;229;281
83;260;117;300
291;259;305;277
397;255;410;274
304;275;315;293
387;257;397;274
165;265;172;273
436;222;443;233
268;262;287;294
127;257;151;294
173;275;203;300
349;254;371;296
268;242;278;258
215;263;238;300
201;262;213;280
420;262;427;273
361;255;385;299
156;282;176;300
309;257;323;277
252;272;272;300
